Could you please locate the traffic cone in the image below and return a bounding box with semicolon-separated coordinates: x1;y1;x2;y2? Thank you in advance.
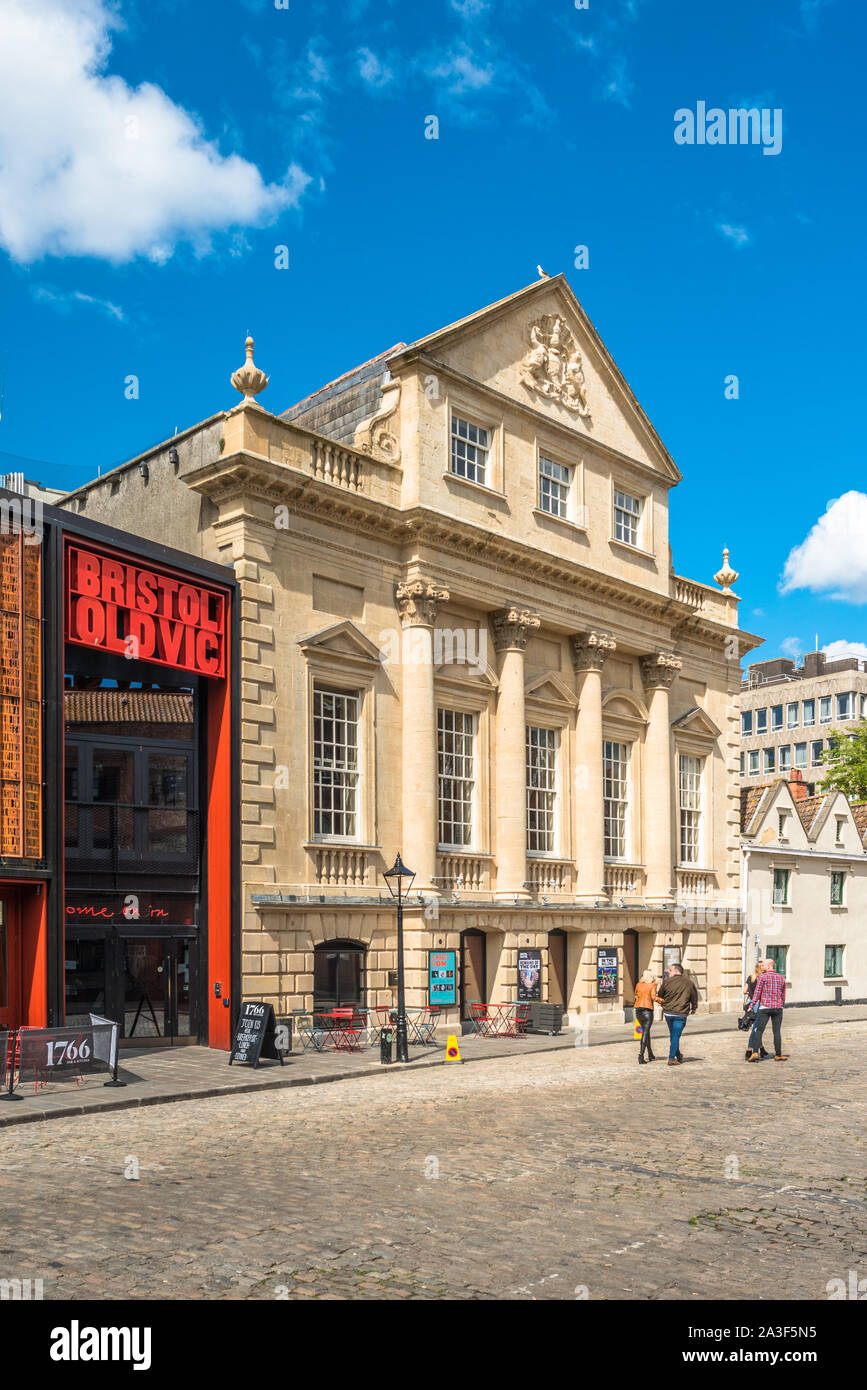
445;1033;462;1062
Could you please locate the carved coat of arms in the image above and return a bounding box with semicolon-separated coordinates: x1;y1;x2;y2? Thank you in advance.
519;314;590;417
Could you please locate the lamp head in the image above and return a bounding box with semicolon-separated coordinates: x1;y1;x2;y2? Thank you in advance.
382;852;416;899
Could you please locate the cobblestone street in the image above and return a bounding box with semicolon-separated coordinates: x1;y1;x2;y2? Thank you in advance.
0;1019;864;1301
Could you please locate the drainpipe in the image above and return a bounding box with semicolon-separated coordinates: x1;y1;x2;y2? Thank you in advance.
741;847;750;989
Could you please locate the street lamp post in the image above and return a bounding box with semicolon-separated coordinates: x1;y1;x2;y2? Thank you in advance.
382;852;415;1063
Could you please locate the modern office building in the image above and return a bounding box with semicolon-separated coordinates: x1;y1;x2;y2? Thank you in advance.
739;651;867;792
59;274;760;1024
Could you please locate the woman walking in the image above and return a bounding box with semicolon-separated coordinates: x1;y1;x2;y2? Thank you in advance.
634;969;658;1064
743;961;769;1060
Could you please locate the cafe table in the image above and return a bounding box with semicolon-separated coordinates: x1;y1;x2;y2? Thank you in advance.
468;1001;531;1038
312;1009;365;1051
405;1005;440;1046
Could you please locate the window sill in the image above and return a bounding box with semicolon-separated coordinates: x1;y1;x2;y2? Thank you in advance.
829;905;848;912
608;537;655;560
824;977;846;984
532;507;587;535
436;847;494;858
305;840;381;851
443;471;505;501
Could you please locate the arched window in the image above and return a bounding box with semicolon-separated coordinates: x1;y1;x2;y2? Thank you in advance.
313;940;366;1012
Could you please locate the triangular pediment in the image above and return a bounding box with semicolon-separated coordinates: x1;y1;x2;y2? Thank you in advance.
524;670;578;708
672;706;722;739
297;619;382;665
390;275;681;482
434;659;499;690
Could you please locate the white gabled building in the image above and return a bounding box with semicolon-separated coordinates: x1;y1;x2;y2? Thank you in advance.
741;772;867;1005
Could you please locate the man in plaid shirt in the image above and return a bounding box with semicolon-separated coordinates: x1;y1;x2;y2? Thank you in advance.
747;959;788;1062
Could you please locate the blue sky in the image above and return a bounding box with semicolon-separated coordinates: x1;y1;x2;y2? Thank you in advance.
0;0;864;668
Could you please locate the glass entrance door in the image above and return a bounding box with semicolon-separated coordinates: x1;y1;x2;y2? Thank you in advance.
120;937;196;1045
313;941;365;1013
460;929;486;1021
0;894;20;1030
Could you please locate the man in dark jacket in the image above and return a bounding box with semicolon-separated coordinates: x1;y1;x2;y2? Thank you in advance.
655;963;698;1066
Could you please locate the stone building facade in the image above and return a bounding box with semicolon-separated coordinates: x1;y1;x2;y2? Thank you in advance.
61;275;759;1025
741;774;867;1004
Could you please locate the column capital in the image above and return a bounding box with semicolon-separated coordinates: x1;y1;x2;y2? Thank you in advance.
395;578;450;627
640;651;682;690
491;605;541;652
570;630;616;672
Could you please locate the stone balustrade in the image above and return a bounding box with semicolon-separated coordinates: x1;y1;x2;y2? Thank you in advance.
311;440;364;491
525;858;574;894
435;853;491;892
604;862;645;900
312;846;370;887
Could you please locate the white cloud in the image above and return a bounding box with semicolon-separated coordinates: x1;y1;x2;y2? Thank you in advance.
450;0;491;16
31;283;125;321
823;639;867;663
426;45;494;95
780;491;867;603
601;57;634;108
0;0;311;265
801;0;833;33
780;635;802;659
716;222;751;248
357;47;394;90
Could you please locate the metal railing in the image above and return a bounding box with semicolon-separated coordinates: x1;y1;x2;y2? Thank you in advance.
64;802;199;873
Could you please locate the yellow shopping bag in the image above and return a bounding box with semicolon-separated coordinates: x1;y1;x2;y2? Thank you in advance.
633;1018;644;1040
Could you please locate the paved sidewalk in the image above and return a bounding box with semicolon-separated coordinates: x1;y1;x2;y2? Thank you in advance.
1;1002;864;1128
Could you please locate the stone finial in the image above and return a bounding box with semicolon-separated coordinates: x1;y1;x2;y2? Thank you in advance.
570;630;616;672
491;605;541;652
640;651;682;690
714;547;739;592
231;335;269;403
395;578;450;627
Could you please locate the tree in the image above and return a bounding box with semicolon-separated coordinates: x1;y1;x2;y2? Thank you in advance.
819;725;867;801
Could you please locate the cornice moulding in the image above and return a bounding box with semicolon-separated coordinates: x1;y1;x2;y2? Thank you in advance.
185;454;742;650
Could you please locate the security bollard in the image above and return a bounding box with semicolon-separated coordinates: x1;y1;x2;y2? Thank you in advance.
380;1027;394;1065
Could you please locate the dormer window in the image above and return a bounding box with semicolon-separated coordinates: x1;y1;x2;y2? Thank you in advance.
778;810;790;840
450;414;489;486
835;815;846;844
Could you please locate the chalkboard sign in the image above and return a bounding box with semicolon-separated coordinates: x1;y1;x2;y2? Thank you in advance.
228;1002;291;1067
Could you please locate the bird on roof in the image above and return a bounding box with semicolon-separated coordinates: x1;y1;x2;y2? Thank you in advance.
537;265;550;278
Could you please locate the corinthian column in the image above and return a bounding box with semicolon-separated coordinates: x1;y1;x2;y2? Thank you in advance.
640;651;682;905
492;605;540;900
396;578;450;894
571;631;616;905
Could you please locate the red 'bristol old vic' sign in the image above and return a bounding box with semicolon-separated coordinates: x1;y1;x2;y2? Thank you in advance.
66;544;226;677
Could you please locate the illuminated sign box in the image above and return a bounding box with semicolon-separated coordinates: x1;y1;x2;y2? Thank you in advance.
66;544;226;677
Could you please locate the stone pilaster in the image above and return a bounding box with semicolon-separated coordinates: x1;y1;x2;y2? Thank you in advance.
396;578;450;894
571;631;616;904
640;651;682;905
492;606;540;900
